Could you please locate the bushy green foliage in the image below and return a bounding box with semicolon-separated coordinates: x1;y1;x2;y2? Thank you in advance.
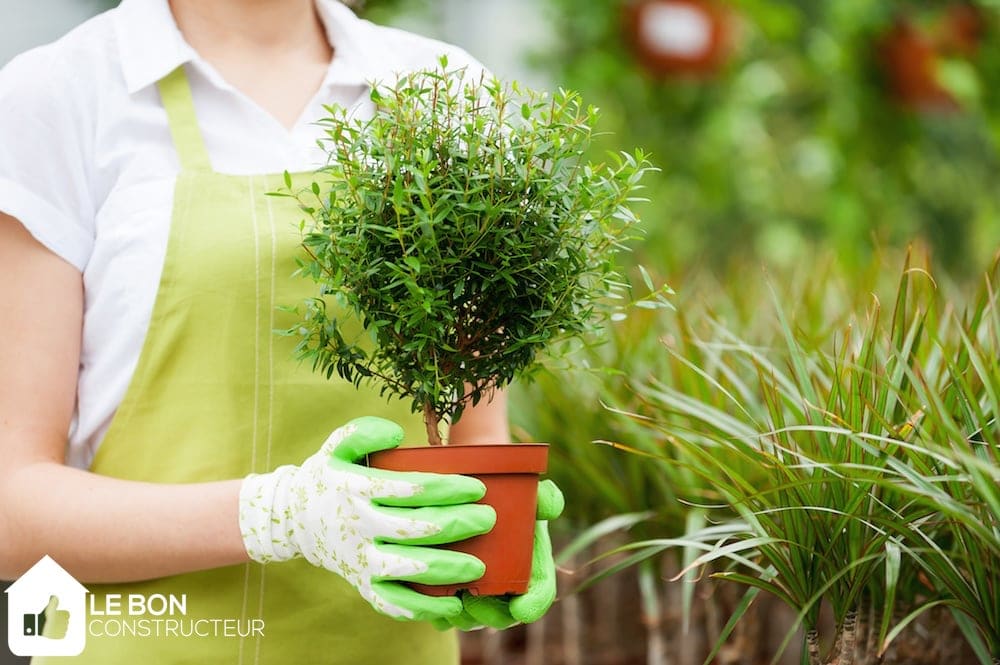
287;60;659;443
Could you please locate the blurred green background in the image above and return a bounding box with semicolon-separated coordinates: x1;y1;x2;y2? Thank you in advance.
4;0;996;276
361;0;1000;278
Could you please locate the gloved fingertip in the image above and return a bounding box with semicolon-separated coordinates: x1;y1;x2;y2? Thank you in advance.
431;618;453;632
442;475;487;502
408;597;464;623
478;503;499;530
509;588;557;624
352;416;406;447
509;605;541;624
536;479;565;521
463;555;488;581
347;415;404;434
469;476;489;501
464;593;518;630
436;598;466;620
328;417;405;461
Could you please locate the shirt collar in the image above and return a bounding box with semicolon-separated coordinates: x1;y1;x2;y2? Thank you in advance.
113;0;371;95
114;0;193;94
315;0;374;88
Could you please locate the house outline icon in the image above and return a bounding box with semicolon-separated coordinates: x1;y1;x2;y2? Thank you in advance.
6;555;88;657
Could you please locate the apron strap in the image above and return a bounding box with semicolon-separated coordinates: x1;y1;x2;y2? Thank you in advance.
157;66;212;172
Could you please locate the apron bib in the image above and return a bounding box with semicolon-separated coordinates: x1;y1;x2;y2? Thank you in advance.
35;66;457;665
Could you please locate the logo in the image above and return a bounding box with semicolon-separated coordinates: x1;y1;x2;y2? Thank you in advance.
6;555;88;656
6;555;266;654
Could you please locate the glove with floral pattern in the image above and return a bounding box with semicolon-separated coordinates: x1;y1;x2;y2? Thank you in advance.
239;416;497;622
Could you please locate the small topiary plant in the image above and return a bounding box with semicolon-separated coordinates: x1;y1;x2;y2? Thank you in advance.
285;57;664;446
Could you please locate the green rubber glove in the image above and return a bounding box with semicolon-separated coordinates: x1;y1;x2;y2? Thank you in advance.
239;416;497;622
432;478;565;631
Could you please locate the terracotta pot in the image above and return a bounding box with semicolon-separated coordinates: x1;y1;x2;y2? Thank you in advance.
367;443;549;597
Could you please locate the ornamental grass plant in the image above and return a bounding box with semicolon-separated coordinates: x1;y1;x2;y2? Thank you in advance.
601;251;1000;664
510;249;999;664
284;59;664;445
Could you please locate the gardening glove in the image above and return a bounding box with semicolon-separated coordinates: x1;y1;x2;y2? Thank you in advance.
239;416;497;622
432;478;565;631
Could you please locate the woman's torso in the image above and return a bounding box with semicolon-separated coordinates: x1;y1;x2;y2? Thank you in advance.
0;0;484;469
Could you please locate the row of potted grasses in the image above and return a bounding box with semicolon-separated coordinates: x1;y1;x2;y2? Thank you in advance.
513;249;1000;664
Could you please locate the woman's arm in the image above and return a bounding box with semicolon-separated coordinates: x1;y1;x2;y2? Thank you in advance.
0;213;248;582
447;387;511;445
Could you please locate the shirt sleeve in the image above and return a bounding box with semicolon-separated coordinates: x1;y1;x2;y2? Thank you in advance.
0;47;96;271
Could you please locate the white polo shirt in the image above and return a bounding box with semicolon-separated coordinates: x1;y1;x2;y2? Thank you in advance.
0;0;485;469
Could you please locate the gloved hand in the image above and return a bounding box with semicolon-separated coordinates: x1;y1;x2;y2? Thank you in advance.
432;478;565;631
238;416;497;622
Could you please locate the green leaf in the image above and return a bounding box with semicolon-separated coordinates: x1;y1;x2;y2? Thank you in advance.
403;256;421;273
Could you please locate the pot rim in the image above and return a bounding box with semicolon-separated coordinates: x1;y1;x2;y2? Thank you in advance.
368;443;549;475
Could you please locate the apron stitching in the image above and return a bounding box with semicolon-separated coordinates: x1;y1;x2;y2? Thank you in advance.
250;175;262;476
254;576;267;665
239;174;264;665
266;183;278;472
255;174;273;665
238;562;251;665
254;180;279;665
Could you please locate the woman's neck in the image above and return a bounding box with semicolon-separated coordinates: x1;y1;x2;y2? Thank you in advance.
167;0;335;130
169;0;331;61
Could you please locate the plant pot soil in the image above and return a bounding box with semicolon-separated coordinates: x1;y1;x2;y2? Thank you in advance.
368;443;549;597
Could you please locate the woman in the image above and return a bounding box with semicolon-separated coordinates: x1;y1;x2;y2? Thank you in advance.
0;0;560;662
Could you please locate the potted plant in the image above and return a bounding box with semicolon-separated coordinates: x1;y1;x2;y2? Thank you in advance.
284;58;664;596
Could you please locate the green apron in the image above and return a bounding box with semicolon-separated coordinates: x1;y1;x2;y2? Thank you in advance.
35;66;457;664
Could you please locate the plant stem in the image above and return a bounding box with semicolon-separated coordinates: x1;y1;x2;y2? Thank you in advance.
858;602;877;665
833;609;858;665
883;604;905;664
423;402;443;446
805;629;822;665
638;559;666;665
561;554;584;665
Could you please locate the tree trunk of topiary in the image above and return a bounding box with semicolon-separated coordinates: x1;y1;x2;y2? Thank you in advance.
423;402;444;446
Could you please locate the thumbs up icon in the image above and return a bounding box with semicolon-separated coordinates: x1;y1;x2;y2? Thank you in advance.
22;595;71;639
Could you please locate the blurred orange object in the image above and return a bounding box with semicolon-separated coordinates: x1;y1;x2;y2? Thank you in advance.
877;18;958;111
935;3;983;56
624;0;730;77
